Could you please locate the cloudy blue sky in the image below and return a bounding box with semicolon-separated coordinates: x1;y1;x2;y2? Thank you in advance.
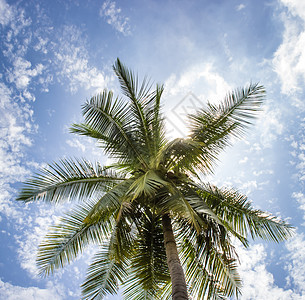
1;0;305;299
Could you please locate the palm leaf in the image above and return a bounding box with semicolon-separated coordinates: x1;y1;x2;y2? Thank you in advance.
177;220;241;299
123;212;170;300
127;169;169;200
72;89;148;168
113;59;154;156
83;178;135;225
166;83;266;174
189;83;265;139
82;247;127;299
82;215;134;299
37;199;114;276
17;158;122;203
197;184;294;243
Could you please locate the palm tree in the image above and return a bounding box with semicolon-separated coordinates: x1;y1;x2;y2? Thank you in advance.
17;59;293;300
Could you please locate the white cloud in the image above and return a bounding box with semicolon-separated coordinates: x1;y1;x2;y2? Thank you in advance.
236;4;246;11
164;62;231;100
15;206;60;277
273;1;305;96
100;1;130;35
164;63;231;138
0;0;13;26
0;279;64;300
285;232;305;293
7;57;44;90
256;105;284;148
0;82;34;153
292;192;305;225
33;36;49;54
0;82;36;219
66;138;86;153
239;180;258;194
54;25;109;93
280;0;305;20
237;243;304;299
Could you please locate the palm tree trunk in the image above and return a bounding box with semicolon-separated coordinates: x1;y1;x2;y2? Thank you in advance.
162;214;188;300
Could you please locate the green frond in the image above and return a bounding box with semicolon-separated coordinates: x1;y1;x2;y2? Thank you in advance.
113;58;158;159
159;183;222;233
113;58;153;104
186;83;265;172
83;178;135;225
176;220;241;300
17;158;122;203
70;123;111;142
189;83;265;138
82;216;134;299
74;88;148;168
197;184;294;243
146;84;167;159
37;200;114;276
123;212;170;300
127;170;169;200
81;246;128;299
156;138;205;174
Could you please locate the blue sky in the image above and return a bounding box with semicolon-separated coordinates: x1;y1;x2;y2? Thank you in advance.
1;0;305;299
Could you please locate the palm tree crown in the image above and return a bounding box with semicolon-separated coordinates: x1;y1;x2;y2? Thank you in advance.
17;59;293;300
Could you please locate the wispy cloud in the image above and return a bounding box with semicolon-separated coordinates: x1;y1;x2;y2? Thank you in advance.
236;4;246;11
292;192;305;225
7;57;44;91
237;243;304;299
66;138;86;153
0;278;65;300
273;0;305;96
286;232;305;292
100;1;131;35
0;82;36;220
0;0;13;26
54;25;109;93
256;104;284;148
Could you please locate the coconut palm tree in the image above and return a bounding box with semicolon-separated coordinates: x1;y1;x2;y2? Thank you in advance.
17;59;293;300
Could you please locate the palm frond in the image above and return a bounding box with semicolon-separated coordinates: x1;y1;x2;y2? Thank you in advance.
146;84;167;159
166;83;265;174
113;59;154;155
123;212;170;300
127;170;169;200
83;178;134;225
82;216;134;299
176;220;241;300
156;138;209;175
159;182;223;233
72;89;148;168
197;183;294;243
37;200;114;276
82;247;128;299
17;158;122;203
189;83;265;139
113;58;153;104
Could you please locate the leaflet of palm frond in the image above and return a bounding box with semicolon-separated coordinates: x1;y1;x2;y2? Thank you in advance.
127;169;169;200
80;89;148;168
177;221;241;299
123;212;170;300
37;199;114;276
197;184;293;243
83;178;134;225
17;158;121;203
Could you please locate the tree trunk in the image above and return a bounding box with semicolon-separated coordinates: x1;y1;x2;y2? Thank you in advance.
162;214;188;300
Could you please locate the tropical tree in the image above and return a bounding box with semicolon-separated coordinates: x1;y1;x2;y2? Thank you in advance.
17;59;293;300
